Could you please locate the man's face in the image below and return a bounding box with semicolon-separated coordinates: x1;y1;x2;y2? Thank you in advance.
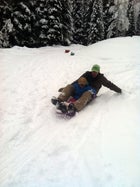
92;71;98;78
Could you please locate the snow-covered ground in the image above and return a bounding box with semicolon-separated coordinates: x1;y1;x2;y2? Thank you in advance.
0;36;140;187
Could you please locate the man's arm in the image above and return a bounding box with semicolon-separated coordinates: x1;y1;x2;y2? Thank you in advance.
101;75;122;93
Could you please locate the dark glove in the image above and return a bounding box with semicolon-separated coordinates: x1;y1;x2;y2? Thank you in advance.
118;89;122;94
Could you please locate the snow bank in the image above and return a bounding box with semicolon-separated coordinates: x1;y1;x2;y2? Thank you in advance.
0;36;140;187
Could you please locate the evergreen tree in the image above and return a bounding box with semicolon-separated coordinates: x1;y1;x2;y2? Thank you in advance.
87;0;104;44
0;19;13;48
106;2;118;38
108;1;129;38
136;12;140;35
117;2;129;37
103;0;115;39
46;0;63;45
11;2;34;47
0;4;13;47
61;0;72;46
82;0;93;45
72;0;85;44
126;0;135;36
83;0;94;45
33;0;49;47
0;4;10;31
135;1;140;36
0;0;138;48
27;0;37;47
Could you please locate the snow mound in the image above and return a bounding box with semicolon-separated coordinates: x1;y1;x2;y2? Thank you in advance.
0;36;140;187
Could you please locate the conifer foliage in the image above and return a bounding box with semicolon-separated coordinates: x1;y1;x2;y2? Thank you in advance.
87;0;104;44
11;2;34;46
0;3;12;47
126;0;135;36
33;0;49;46
103;0;115;39
61;0;72;46
72;0;85;45
0;0;140;48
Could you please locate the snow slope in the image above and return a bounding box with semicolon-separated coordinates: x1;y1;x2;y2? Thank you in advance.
0;36;140;187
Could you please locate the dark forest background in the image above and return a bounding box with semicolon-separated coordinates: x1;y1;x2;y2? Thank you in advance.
0;0;140;48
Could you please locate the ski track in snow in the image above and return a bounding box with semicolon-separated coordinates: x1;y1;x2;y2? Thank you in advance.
0;37;140;187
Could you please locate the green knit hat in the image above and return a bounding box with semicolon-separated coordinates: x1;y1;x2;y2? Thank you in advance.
91;64;100;73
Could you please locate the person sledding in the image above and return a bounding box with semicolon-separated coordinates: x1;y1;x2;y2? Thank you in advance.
51;64;122;116
52;77;95;116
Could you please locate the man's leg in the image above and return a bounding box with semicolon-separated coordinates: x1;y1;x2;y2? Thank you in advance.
58;84;75;101
73;91;93;111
